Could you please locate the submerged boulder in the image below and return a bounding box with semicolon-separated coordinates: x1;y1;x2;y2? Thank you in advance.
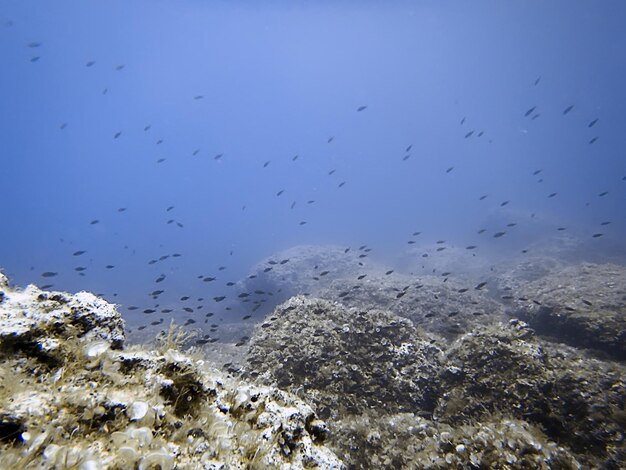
246;296;443;421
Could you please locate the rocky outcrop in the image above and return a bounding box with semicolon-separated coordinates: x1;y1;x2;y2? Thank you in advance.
498;261;626;360
0;273;343;469
245;296;443;421
245;296;626;469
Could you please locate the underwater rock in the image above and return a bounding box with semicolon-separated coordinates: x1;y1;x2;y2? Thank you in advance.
246;296;444;422
247;296;626;468
0;281;125;367
319;274;506;339
0;273;344;469
499;261;626;360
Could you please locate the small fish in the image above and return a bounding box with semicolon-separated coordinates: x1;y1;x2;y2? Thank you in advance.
320;271;330;276
507;223;517;227
406;144;413;152
557;227;566;231
458;288;468;293
533;169;542;175
548;192;557;198
157;158;166;163
299;221;307;225
493;231;506;238
524;106;536;117
500;200;509;207
183;307;194;313
464;131;474;138
357;274;367;280
115;64;125;71
85;60;95;67
589;136;599;144
214;154;223;160
598;191;608;197
534;76;541;86
563;104;574;115
396;291;406;299
448;311;460;317
143;309;156;314
357;105;367;112
338;181;346;188
479;195;488;200
475;281;487;290
477;229;486;234
263;160;270;168
460;117;466;125
327;136;334;143
592;233;604;238
181;296;190;301
90;219;100;225
106;265;115;269
446;167;454;173
600;221;611;226
114;131;122;139
74;267;86;272
194;95;203;100
117;207;127;212
436;247;446;251
588;118;599;128
385;270;394;275
60;122;68;130
213;296;226;302
203;277;216;282
292;154;299;161
73;250;86;256
466;245;477;250
581;299;593;306
280;259;290;264
276;190;284;196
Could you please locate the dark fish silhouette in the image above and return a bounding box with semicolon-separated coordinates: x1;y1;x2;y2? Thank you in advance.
214;154;223;160
493;231;506;238
548;193;557;198
598;191;608;197
114;131;122;139
276;190;284;196
534;76;541;86
479;195;488;200
589;137;599;144
592;233;604;238
524;106;536;117
194;95;203;100
446;167;454;173
357;105;367;112
475;281;487;290
500;200;509;207
90;219;99;225
263;160;270;168
563;105;574;115
466;245;477;250
588;118;599;127
86;61;95;67
464;131;474;138
73;250;86;256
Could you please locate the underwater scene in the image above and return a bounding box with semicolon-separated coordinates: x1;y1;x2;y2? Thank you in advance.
1;1;625;468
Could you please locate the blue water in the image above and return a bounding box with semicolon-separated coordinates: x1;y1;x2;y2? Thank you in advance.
1;1;625;328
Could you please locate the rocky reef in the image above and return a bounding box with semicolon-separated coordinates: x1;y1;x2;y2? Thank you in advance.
2;249;626;469
0;272;343;469
245;296;626;469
